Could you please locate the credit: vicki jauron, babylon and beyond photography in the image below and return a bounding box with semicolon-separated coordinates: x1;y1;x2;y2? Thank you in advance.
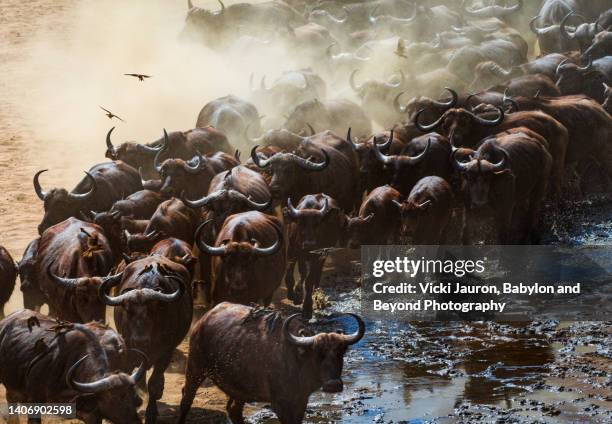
0;0;611;423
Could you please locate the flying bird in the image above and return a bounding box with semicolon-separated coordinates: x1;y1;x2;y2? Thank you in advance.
99;106;125;122
124;73;152;82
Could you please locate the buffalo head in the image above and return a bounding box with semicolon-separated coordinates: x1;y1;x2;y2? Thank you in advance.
414;105;504;148
283;313;365;393
452;141;511;208
34;170;97;234
250;145;329;199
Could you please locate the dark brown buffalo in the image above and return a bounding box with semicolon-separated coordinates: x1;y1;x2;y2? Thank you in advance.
0;310;147;424
109;189;166;219
283;194;348;318
195;95;263;146
154;131;238;198
17;238;46;311
34;161;142;235
150;238;197;278
371;132;451;194
282;98;372;140
453;130;552;244
393;87;459;123
99;255;191;424
415;106;568;194
346;128;406;193
105;126;234;179
474;64;562;98
555;57;612;103
581;30;612;61
178;302;365;424
347;185;402;248
508;94;612;182
84;210;147;257
183;165;272;233
393;176;453;244
0;246;17;318
36;218;115;322
125;198;199;253
250;131;360;212
196;211;285;306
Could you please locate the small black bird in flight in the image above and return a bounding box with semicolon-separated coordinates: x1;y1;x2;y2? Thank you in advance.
124;73;152;82
100;106;125;122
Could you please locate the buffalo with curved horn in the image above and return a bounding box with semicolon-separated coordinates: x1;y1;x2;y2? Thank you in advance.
453;131;552;244
196;211;286;306
249;128;360;213
34;160;141;235
36;218;114;322
0;309;146;423
178;302;365;423
101;255;193;424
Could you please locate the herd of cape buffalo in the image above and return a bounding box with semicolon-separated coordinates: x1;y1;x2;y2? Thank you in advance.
0;0;611;423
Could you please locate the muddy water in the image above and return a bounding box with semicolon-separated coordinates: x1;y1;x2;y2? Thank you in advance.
243;196;612;424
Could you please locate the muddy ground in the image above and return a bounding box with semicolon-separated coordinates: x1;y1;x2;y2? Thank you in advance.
0;1;610;423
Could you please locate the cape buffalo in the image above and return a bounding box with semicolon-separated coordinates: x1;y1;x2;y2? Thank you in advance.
99;256;192;424
36;218;115;322
196;211;285;306
394;176;453;244
178;302;365;424
34;161;142;234
0;310;146;424
347;185;402;248
283;194;348;318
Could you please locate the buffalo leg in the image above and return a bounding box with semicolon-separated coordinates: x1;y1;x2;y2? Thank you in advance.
272;401;306;424
145;353;172;424
226;398;245;424
294;258;308;305
178;351;207;424
284;260;297;303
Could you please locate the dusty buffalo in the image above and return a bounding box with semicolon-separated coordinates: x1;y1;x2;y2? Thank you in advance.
34;161;142;234
372;132;451;194
153;131;238;198
196;211;285;306
178;302;365;424
0;246;17;318
0;309;146;424
195;95;263;146
36;218;115;322
347;129;406;193
394;176;453;244
555;57;612;103
283;98;372;140
99;255;192;424
125;198;199;254
251;131;360;212
284;194;348;318
183;165;272;234
347;185;402;248
106;127;234;179
415;106;568;194
453;131;552;244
